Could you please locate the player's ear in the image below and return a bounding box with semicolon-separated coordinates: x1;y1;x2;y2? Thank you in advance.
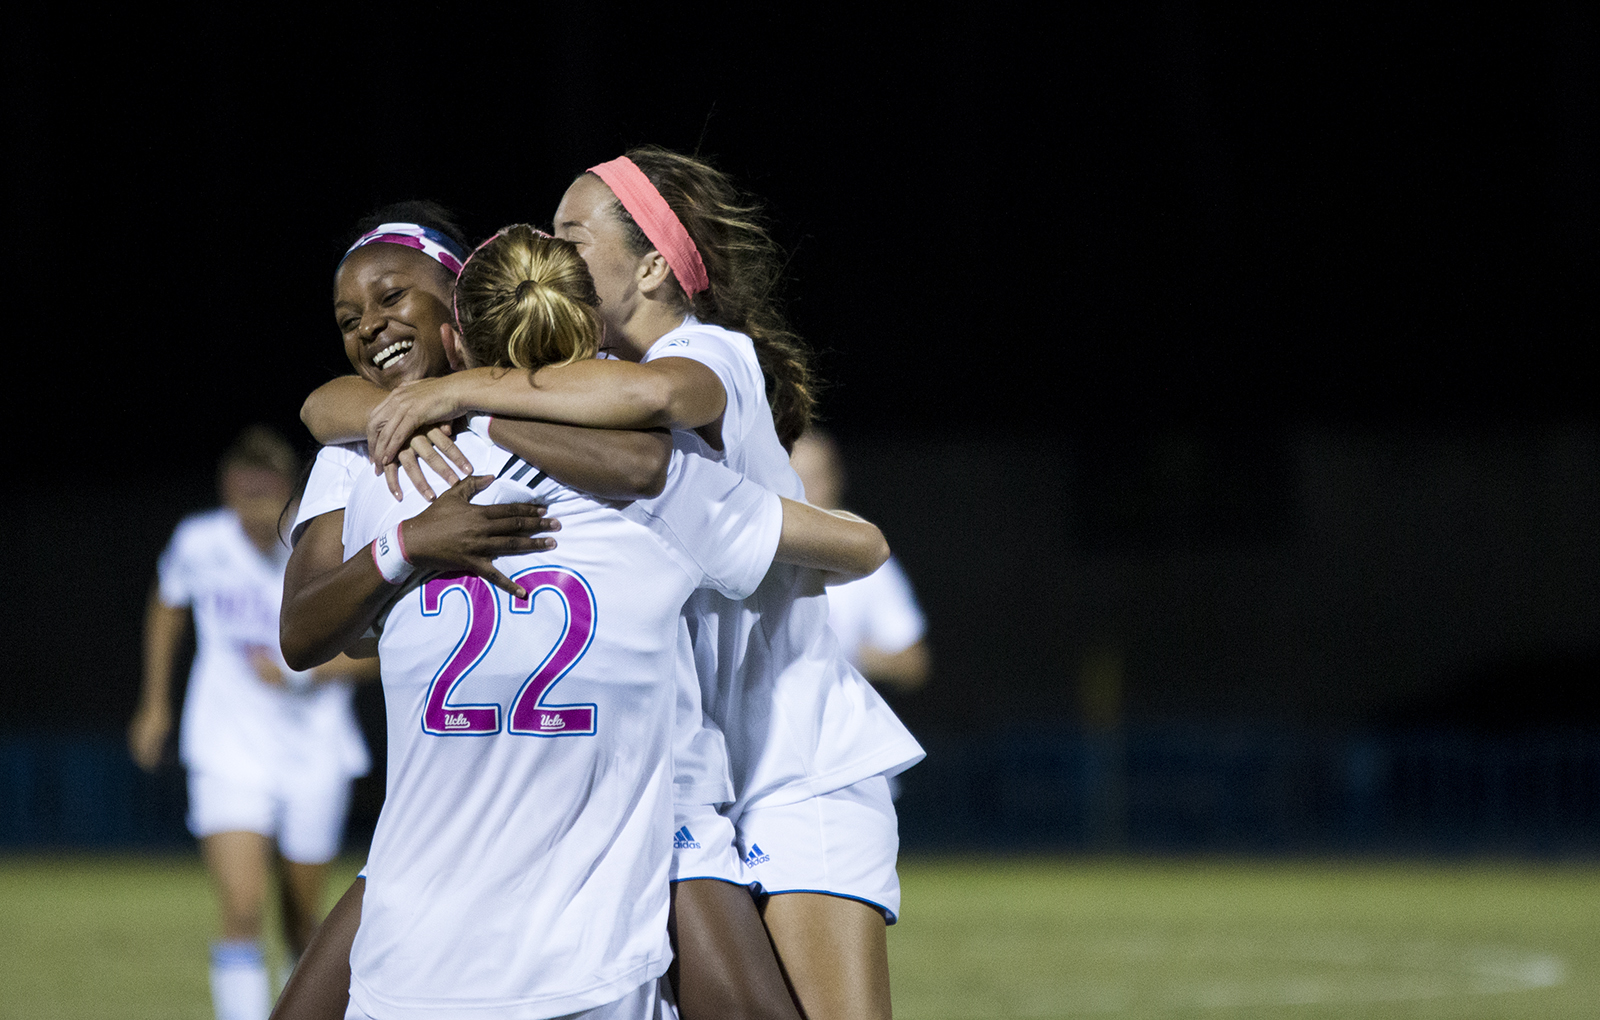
441;323;467;372
635;251;673;297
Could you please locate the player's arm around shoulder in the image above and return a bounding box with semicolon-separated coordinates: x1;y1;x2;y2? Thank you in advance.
487;418;671;500
367;357;727;465
281;479;563;670
302;375;386;445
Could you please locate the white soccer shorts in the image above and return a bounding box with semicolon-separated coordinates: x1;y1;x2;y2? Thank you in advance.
186;770;353;864
734;773;901;923
342;976;677;1020
669;801;745;886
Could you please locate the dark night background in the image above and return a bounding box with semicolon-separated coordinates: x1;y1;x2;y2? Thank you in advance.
3;7;1596;847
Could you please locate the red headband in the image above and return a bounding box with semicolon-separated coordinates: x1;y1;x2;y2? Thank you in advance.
588;156;709;297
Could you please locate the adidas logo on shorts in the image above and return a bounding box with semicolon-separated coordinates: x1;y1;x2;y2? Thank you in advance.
673;826;701;850
743;843;770;867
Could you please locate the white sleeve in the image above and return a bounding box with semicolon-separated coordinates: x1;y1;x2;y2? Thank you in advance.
858;557;927;654
337;432;504;561
291;444;366;545
643;328;757;434
621;451;782;600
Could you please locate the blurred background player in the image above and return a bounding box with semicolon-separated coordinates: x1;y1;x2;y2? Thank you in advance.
790;429;930;694
128;425;373;1020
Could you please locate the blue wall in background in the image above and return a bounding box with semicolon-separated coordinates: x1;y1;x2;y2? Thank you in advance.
5;727;1597;855
891;724;1600;855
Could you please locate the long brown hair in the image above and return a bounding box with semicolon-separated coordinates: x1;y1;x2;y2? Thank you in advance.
602;145;818;449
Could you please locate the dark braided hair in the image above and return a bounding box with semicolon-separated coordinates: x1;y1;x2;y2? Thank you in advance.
601;146;818;450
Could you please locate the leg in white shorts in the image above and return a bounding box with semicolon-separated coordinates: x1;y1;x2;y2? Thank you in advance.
734;773;901;922
188;770;353;864
669;800;745;886
342;975;678;1020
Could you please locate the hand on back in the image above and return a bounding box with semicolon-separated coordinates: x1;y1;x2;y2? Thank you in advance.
401;474;560;600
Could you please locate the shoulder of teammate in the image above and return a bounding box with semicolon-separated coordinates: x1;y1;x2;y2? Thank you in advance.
293;442;370;545
164;507;238;555
625;449;783;599
642;320;762;418
340;426;559;555
457;417;568;509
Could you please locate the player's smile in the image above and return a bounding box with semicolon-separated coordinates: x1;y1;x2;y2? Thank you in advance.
333;244;456;390
371;337;414;371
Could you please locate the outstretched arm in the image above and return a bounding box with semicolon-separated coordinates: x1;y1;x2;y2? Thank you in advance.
859;641;931;692
129;584;187;771
773;500;891;583
280;478;559;671
312;651;383;684
368;357;725;466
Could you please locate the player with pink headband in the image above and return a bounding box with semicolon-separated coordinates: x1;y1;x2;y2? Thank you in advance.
279;216;898;1020
284;208;808;1020
344;221;469;276
273;202;678;1020
344;148;923;1020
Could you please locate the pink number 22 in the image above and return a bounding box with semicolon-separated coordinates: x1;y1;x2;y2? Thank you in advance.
419;567;597;738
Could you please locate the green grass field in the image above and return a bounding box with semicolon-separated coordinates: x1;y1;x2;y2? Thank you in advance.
2;853;1596;1019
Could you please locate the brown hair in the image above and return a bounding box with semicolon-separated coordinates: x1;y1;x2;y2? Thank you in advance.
454;225;602;374
219;424;299;481
601;145;818;449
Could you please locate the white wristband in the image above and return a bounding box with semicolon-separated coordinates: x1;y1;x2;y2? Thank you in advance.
371;523;414;585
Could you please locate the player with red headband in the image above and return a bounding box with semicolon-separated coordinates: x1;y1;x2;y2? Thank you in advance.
279;203;907;1020
334;148;923;1020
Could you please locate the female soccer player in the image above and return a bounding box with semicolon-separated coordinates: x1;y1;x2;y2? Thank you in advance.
278;202;784;1020
283;223;892;1019
129;425;372;1020
790;429;930;693
282;204;667;671
354;149;923;1020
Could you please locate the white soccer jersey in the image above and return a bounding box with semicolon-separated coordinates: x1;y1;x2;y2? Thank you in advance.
157;510;369;788
825;556;927;669
338;429;782;1020
291;441;367;544
294;441;739;801
645;320;925;815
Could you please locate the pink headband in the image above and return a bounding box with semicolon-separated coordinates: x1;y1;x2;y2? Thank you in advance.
342;222;467;276
588;157;709;297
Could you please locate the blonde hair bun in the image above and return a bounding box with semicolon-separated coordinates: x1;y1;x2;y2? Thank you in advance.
455;225;601;373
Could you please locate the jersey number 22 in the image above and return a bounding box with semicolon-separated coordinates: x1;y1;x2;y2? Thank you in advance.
418;568;597;738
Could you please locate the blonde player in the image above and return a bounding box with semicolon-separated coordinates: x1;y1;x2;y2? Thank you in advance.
355;149;923;1020
129;426;371;1020
283;225;892;1019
